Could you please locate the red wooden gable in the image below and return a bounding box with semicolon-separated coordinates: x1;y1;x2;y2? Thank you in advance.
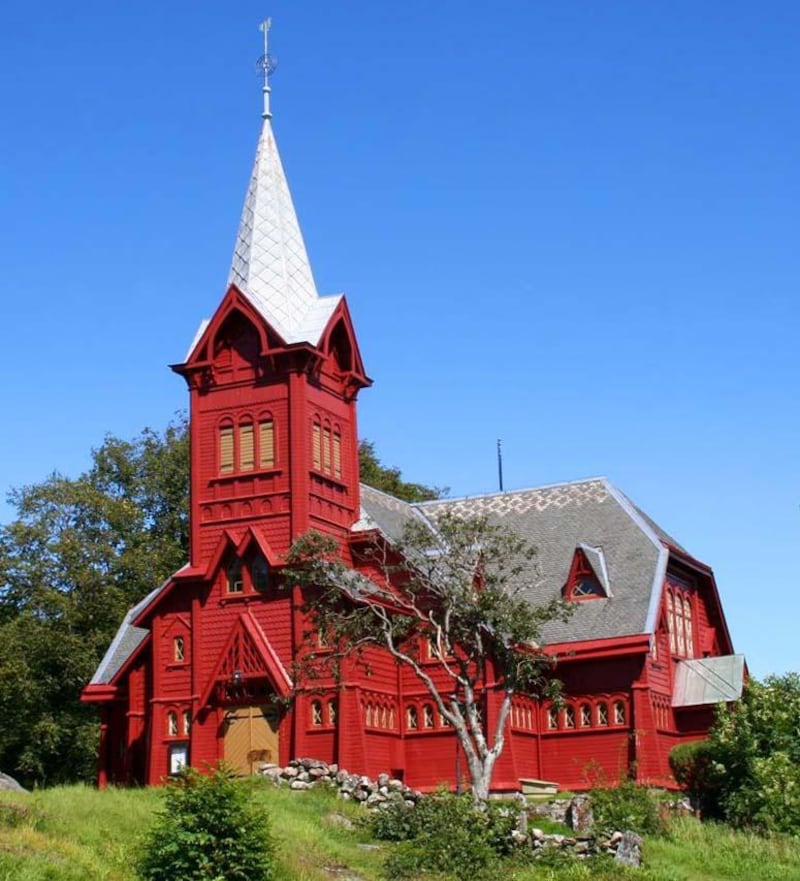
199;611;292;706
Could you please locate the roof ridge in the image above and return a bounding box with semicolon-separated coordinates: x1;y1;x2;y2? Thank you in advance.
414;476;609;508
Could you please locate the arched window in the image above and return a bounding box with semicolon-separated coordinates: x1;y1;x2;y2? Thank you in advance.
580;704;592;727
613;701;626;725
182;710;191;735
327;700;337;726
312;420;322;471
547;707;558;730
422;704;435;729
597;703;609;726
365;704;373;727
564;705;576;729
219;423;234;475
333;430;342;478
388;707;396;729
406;705;418;730
311;700;323;727
681;594;694;657
239;421;255;471
167;711;178;737
227;559;243;594
259;418;275;469
173;636;185;663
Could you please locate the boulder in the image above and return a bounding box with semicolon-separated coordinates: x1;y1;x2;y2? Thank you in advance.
614;831;643;868
0;772;26;792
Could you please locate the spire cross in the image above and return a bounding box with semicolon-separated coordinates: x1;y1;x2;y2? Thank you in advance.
257;18;278;119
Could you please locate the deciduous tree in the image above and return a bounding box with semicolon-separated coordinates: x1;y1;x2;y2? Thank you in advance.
286;511;570;803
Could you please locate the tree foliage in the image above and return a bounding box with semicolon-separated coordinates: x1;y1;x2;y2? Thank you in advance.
286;512;570;802
358;440;444;502
0;417;189;785
704;674;800;833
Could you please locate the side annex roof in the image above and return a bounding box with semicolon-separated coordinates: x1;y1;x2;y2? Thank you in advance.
354;477;672;646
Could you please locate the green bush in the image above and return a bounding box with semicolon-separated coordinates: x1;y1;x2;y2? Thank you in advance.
136;766;275;881
590;780;665;836
669;740;722;817
379;793;522;881
706;674;800;833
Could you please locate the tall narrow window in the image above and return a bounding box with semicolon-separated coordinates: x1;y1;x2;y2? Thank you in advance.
219;426;234;474
227;559;243;594
683;595;694;657
167;711;178;737
406;706;418;730
333;431;342;478
311;700;323;727
423;705;435;729
328;700;337;726
580;704;592;727
675;594;686;656
239;422;254;471
322;427;331;472
183;709;191;735
173;636;185;663
667;593;676;653
614;701;626;725
365;704;373;727
564;705;576;729
547;707;558;730
259;419;275;468
252;555;269;593
597;703;609;726
312;422;322;470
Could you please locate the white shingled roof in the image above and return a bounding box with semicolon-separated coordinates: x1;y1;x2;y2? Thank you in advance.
227;118;341;345
185;117;341;360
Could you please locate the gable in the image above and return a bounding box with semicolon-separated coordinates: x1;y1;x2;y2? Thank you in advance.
199;611;292;706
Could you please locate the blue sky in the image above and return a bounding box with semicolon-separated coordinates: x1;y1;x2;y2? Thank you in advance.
1;1;797;678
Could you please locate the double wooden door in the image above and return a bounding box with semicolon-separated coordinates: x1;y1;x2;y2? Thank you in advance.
223;705;280;776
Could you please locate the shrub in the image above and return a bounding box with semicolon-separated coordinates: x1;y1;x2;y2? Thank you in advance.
590;780;665;836
706;673;800;833
669;740;723;817
379;793;521;881
136;766;275;881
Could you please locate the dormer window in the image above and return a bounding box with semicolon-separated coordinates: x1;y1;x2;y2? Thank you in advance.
227;559;244;594
564;545;610;601
572;577;604;599
252;555;269;593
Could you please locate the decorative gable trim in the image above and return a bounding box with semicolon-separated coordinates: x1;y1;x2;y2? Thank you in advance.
199;611;292;707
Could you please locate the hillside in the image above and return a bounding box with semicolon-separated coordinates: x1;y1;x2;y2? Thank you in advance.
1;783;799;881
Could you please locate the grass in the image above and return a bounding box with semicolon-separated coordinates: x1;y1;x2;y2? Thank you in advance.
1;783;799;881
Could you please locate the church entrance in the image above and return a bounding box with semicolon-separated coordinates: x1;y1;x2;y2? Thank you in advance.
223;705;280;776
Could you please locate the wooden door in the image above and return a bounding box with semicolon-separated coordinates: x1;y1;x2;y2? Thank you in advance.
223;705;279;776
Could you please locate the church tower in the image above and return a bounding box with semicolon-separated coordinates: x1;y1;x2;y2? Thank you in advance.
172;21;370;570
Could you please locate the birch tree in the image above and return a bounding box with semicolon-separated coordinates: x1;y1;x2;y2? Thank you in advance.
285;512;570;803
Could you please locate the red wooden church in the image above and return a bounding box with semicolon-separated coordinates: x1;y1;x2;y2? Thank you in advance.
82;33;744;792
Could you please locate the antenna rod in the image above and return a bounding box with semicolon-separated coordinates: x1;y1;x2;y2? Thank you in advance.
259;18;273;119
497;439;504;492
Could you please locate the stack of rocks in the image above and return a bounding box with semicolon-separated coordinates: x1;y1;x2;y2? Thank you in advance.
259;758;422;807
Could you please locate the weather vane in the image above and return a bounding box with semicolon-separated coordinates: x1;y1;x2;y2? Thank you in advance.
257;18;278;119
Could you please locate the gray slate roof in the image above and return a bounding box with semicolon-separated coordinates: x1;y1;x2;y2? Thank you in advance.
357;478;669;645
93;477;676;687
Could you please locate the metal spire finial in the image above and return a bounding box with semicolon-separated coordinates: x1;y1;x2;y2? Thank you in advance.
257;18;278;119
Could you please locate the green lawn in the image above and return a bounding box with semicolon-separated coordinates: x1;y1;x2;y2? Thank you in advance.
1;783;798;881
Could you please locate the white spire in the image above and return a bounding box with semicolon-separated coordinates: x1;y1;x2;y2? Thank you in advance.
226;20;341;347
